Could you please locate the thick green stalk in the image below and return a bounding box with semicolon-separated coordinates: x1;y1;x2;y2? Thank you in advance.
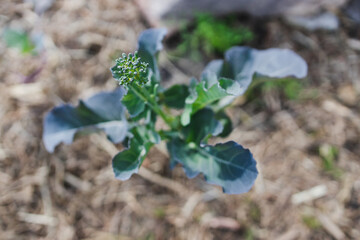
128;83;177;129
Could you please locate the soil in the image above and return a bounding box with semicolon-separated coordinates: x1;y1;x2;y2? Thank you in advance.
0;1;359;240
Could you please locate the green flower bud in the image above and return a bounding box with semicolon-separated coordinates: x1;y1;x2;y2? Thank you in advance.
111;51;149;86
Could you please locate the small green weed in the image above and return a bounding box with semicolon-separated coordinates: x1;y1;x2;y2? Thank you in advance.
153;207;166;219
244;227;255;240
2;29;35;55
319;144;342;179
248;202;261;224
143;233;156;240
302;215;321;229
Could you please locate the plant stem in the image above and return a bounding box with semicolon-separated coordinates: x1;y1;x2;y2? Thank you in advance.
128;83;177;128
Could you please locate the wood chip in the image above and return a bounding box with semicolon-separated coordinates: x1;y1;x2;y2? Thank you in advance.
347;38;360;51
322;99;360;130
64;173;91;192
317;213;345;240
291;185;327;205
201;213;240;230
18;212;58;226
8;82;47;104
181;192;202;219
277;227;301;240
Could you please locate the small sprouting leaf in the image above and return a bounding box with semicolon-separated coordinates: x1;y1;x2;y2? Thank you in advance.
3;29;35;54
162;84;189;109
181;108;223;145
113;125;160;180
43;88;128;152
181;78;232;126
137;28;167;81
168;139;258;194
203;46;308;96
121;87;145;117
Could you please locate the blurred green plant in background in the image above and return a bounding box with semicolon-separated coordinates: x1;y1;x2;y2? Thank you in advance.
319;144;342;179
2;29;35;55
302;215;321;230
175;13;253;60
245;77;304;102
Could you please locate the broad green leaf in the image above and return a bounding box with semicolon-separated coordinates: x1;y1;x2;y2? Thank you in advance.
203;46;308;96
181;78;233;126
181;108;223;145
112;125;160;180
121;88;145;117
168;138;258;194
43;88;128;152
3;29;35;54
162;84;189;109
137;28;167;82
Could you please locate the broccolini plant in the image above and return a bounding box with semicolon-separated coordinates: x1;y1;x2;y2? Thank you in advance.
43;28;307;194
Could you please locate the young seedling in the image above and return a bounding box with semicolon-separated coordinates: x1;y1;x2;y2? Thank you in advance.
43;28;307;194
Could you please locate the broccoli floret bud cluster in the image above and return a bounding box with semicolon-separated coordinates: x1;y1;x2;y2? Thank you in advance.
111;51;149;86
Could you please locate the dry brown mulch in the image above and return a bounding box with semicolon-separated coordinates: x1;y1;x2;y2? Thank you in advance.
0;1;360;239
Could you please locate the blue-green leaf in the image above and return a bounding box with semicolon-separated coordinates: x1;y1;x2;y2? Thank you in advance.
137;28;167;82
168;139;258;194
181;108;223;145
162;84;189;109
121;88;145;117
112;125;160;180
43;88;128;152
204;46;308;96
251;48;308;79
181;78;233;126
